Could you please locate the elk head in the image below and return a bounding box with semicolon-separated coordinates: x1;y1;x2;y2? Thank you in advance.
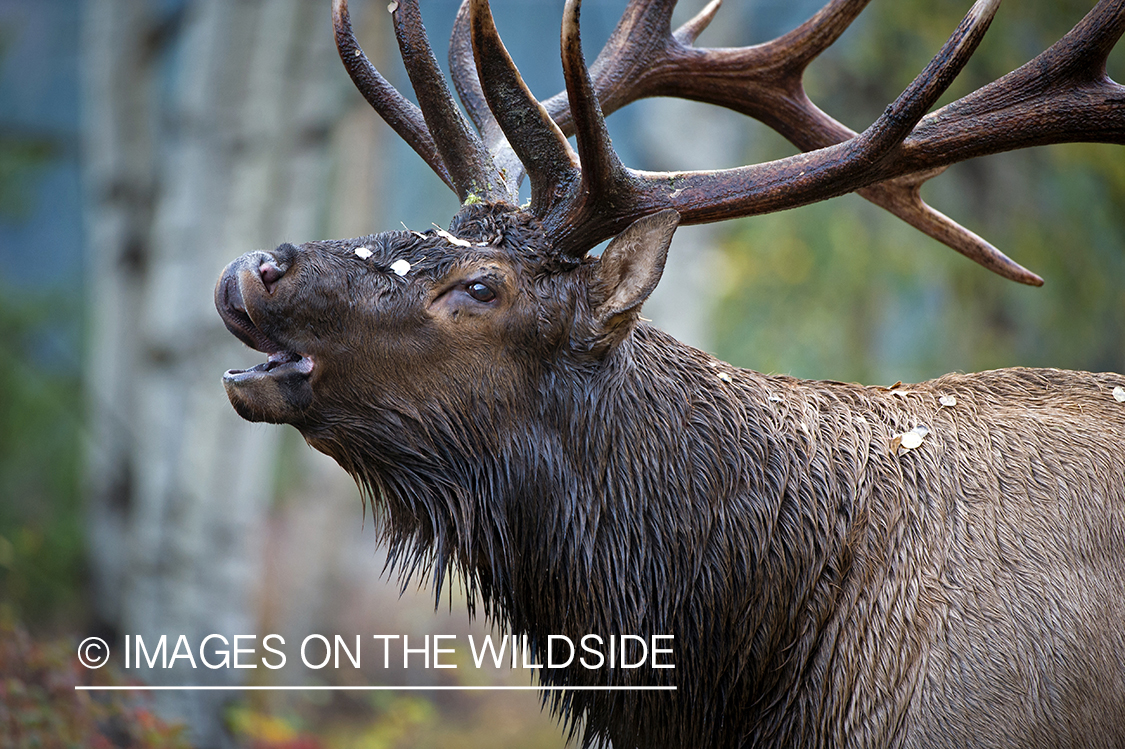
215;203;678;431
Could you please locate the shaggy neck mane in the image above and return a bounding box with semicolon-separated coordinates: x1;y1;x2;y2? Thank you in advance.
325;313;961;744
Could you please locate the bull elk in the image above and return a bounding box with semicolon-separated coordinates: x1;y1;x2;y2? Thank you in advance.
215;0;1125;745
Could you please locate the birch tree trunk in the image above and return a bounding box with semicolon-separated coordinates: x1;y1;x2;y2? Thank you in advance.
82;0;152;645
82;1;344;744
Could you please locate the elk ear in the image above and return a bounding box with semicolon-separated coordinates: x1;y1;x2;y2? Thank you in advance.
592;209;680;324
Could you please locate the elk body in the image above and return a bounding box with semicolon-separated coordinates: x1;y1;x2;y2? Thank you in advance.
215;0;1125;746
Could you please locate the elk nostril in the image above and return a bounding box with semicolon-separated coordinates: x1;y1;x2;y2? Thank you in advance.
259;260;285;294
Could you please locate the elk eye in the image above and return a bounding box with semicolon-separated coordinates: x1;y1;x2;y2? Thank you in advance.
466;282;496;303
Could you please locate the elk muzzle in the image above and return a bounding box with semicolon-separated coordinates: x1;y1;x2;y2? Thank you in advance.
215;249;314;423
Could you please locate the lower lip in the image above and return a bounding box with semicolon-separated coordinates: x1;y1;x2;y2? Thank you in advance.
224;355;315;381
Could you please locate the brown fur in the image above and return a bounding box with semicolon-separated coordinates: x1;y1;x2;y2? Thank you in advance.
216;204;1125;748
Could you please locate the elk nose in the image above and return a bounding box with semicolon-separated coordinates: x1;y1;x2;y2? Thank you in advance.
259;257;285;294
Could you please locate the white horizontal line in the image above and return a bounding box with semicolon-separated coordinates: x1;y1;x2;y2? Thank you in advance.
75;685;676;692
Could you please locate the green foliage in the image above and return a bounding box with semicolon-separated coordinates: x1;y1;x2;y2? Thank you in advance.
712;2;1125;384
0;13;85;625
0;287;85;625
0;135;57;220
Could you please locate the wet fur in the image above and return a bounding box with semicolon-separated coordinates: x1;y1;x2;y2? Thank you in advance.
228;205;1125;748
343;338;1125;747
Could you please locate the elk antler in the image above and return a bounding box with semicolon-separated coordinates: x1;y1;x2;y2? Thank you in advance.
541;0;1004;251
333;0;507;202
336;0;1125;283
515;0;1044;284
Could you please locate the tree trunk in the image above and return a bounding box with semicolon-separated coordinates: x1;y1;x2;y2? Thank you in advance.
82;1;344;744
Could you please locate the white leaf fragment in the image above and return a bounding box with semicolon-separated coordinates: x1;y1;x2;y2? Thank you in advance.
390;259;411;276
387;1;398;12
891;424;929;454
939;394;957;407
717;372;733;383
1114;386;1125;403
433;226;472;247
354;247;373;260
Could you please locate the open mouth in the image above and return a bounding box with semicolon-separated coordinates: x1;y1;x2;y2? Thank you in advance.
215;272;314;381
224;350;314;380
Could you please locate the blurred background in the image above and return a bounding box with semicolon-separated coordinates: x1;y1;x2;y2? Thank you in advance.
0;0;1121;746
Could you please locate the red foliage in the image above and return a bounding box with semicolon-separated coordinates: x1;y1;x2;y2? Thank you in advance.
0;617;190;748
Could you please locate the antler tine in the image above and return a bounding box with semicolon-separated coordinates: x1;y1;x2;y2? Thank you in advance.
467;0;580;215
449;0;526;196
901;0;1125;165
544;0;1004;254
856;0;1003;158
1075;0;1125;65
672;0;722;46
863;174;1043;285
538;0;690;134
391;0;508;203
560;0;639;240
449;0;495;146
332;0;453;191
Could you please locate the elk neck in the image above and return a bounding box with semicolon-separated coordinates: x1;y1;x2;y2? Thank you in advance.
316;308;924;704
